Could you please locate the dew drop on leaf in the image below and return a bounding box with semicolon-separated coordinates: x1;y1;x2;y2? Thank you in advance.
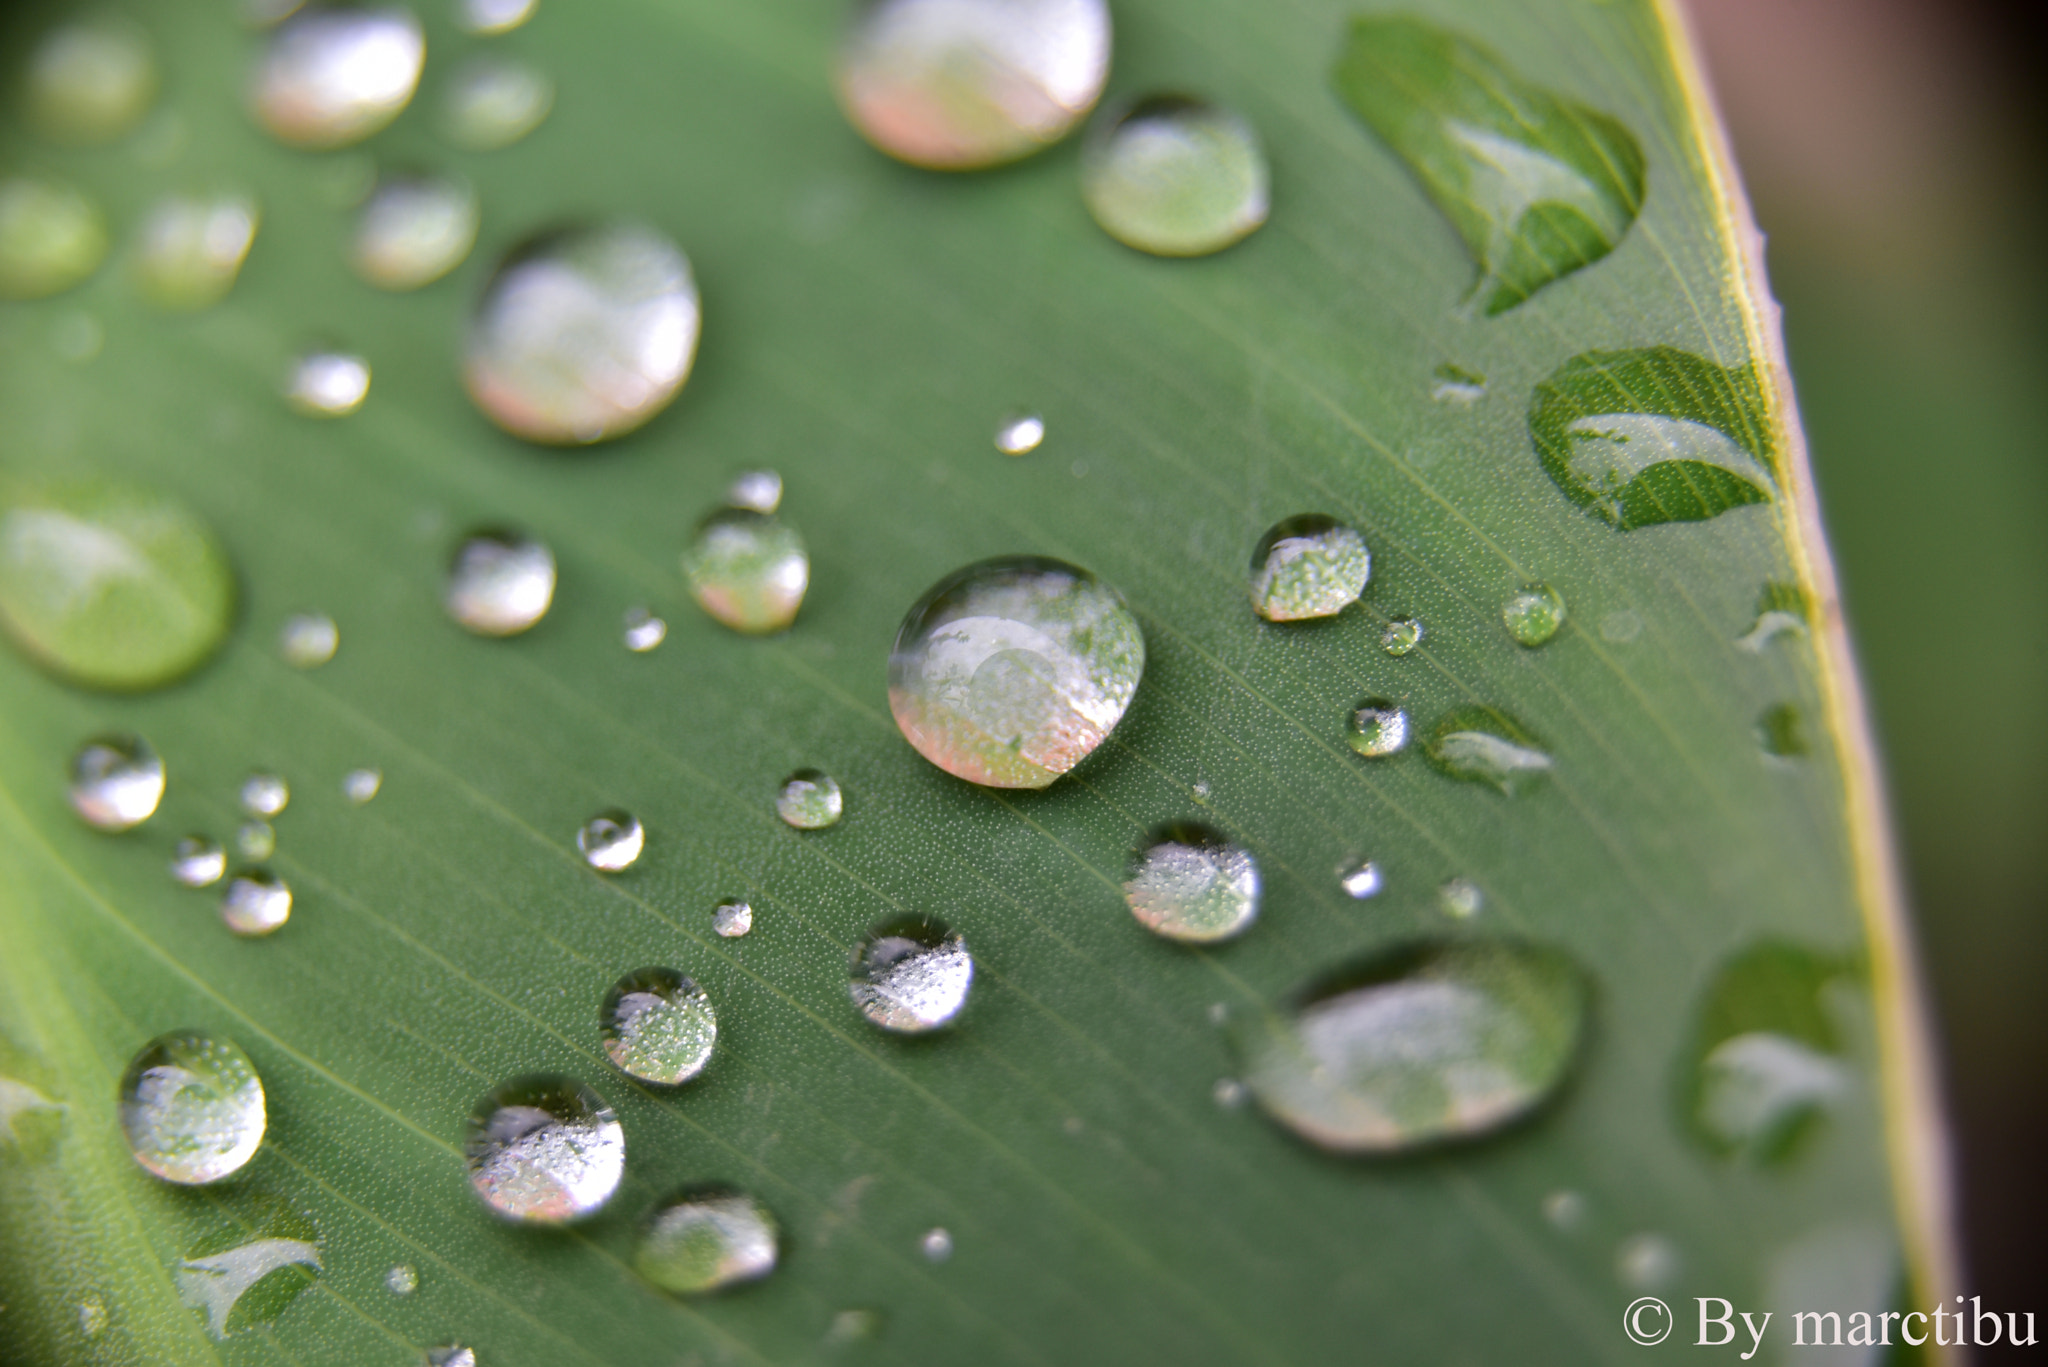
221;869;291;936
384;1264;417;1296
1617;1233;1680;1290
1542;1189;1585;1231
235;820;276;861
994;412;1045;455
712;899;753;938
775;769;843;829
1430;363;1486;405
341;768;381;803
1211;1077;1248;1110
428;1347;477;1367
442;56;553;150
1438;877;1482;919
575;809;643;872
1380;616;1423;656
1345;698;1408;758
1249;515;1370;622
132;192;259;311
1501;583;1566;647
1422;706;1553;795
25;15;157;146
170;836;227;889
850;917;973;1034
1081;95;1269;257
457;0;535;36
1339;860;1383;899
599;968;716;1086
445;529;555;636
1123;822;1260;944
241;773;289;818
463;1075;624;1224
682;508;809;634
1757;703;1808;759
0;177;108;299
725;469;783;514
68;734;164;831
635;1188;779;1295
621;605;667;652
279;612;340;667
920;1227;954;1262
119;1031;266;1184
250;6;424;149
350;174;478;291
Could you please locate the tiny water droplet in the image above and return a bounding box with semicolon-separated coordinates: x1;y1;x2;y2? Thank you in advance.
599;968;716;1085
133;192;259;310
1598;609;1642;644
236;821;276;861
1339;860;1383;899
279;612;339;667
0;177;108;299
1081;95;1268;257
850;917;972;1034
622;606;666;652
1345;698;1408;758
1211;1077;1247;1110
1438;877;1482;918
636;1188;779;1295
1542;1189;1585;1231
342;768;382;803
1502;583;1565;647
1423;706;1553;795
713;900;753;938
1757;704;1808;758
241;773;289;818
164;836;225;890
682;509;809;634
445;530;555;636
994;413;1045;455
1430;363;1487;405
576;809;644;872
27;16;158;145
384;1264;417;1296
221;870;291;936
464;1075;624;1223
920;1227;954;1261
458;0;536;33
1249;515;1370;622
69;734;164;831
78;1296;108;1337
251;6;424;149
119;1031;266;1184
1124;823;1260;943
1617;1233;1679;1290
1207;1002;1229;1027
824;1308;885;1345
1380;616;1423;656
427;1347;477;1367
350;174;477;291
725;469;783;514
776;769;843;829
441;55;554;150
1191;780;1212;801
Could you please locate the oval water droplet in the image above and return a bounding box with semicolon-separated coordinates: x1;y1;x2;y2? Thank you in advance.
994;412;1045;456
279;612;339;667
442;56;553;150
920;1227;954;1262
241;773;289;818
836;0;1111;170
284;349;371;418
463;1074;624;1223
464;222;700;445
575;809;643;872
457;0;536;35
350;174;477;291
635;1188;779;1296
599;968;716;1086
69;734;164;831
681;509;809;634
341;767;382;803
250;6;424;149
1124;823;1260;943
1345;698;1408;758
622;606;666;652
133;192;259;310
26;16;158;145
1249;515;1370;622
1502;583;1565;647
1430;363;1487;405
236;821;276;861
1438;877;1482;919
119;1031;266;1184
725;470;782;514
1380;616;1423;656
1683;942;1853;1164
712;899;753;938
384;1264;417;1296
1423;706;1553;795
170;836;227;888
221;870;291;936
889;556;1144;789
775;769;843;829
1233;939;1587;1153
0;177;108;299
445;529;555;636
1340;860;1383;899
851;917;972;1033
1081;95;1268;257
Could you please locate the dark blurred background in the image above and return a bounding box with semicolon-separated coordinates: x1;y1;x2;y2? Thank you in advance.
1688;0;2048;1340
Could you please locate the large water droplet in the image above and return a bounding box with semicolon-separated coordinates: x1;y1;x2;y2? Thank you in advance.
888;556;1144;789
457;0;536;35
464;222;700;445
1234;939;1587;1153
172;836;227;888
445;529;555;636
221;870;292;936
1423;706;1553;795
994;412;1045;456
775;769;843;829
464;1075;624;1223
576;809;643;872
279;611;339;667
712;899;753;938
442;56;553;150
0;177;108;299
1123;823;1260;943
1380;616;1423;656
635;1188;778;1295
836;0;1110;169
132;192;259;310
26;16;158;145
69;734;164;831
599;968;716;1086
241;773;290;818
119;1032;266;1184
1345;699;1408;758
1501;583;1565;647
1684;943;1854;1164
681;509;809;634
1081;95;1268;257
1248;515;1370;622
350;173;478;290
851;917;972;1033
250;6;424;149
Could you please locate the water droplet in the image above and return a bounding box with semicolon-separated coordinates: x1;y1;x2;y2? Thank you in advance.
119;1032;266;1184
1502;583;1565;647
825;1308;886;1345
0;478;235;689
1737;581;1809;653
1423;706;1553;795
1380;616;1423;656
1616;1233;1679;1290
1757;704;1808;758
1211;1077;1247;1110
132;192;260;310
342;768;382;803
1438;877;1482;919
221;870;291;936
681;509;810;634
1249;515;1370;622
79;1297;108;1337
1345;698;1408;758
171;836;227;888
351;174;478;291
712;899;753;938
279;612;340;667
1430;363;1487;405
575;809;643;872
384;1264;417;1296
1233;940;1587;1153
850;917;972;1034
920;1227;954;1262
1081;95;1268;257
241;773;290;818
175;1217;322;1339
250;6;424;149
464;1074;624;1223
1339;860;1383;899
836;0;1111;169
726;469;783;514
442;56;553;150
1598;609;1642;644
465;222;700;445
775;769;843;829
69;734;164;831
994;412;1045;456
236;821;277;861
1124;823;1260;944
1683;942;1853;1164
458;0;536;35
0;177;108;299
599;968;716;1085
636;1188;779;1295
428;1347;477;1367
27;16;158;145
1542;1189;1585;1231
1206;1002;1229;1027
622;606;667;652
888;556;1144;789
445;529;555;636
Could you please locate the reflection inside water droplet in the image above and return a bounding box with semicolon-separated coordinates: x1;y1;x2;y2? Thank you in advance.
776;770;843;829
576;809;643;872
682;508;809;634
279;612;339;667
713;900;753;938
250;6;425;149
119;1031;266;1184
285;350;371;416
27;16;158;145
1081;95;1269;257
171;836;227;888
445;530;555;636
384;1263;417;1296
851;917;972;1033
1438;877;1482;919
1346;699;1408;758
464;1074;624;1223
636;1188;778;1295
427;1346;476;1367
442;55;554;150
1249;515;1370;622
599;968;716;1085
222;870;291;936
351;174;477;290
1124;823;1260;943
995;413;1045;455
69;734;164;831
1502;583;1566;647
1381;617;1423;656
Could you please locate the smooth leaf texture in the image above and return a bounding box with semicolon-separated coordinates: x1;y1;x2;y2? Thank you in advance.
0;1;1946;1364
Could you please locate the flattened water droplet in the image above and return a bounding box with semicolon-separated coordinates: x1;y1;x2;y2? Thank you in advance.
599;968;716;1085
1502;583;1565;647
1380;616;1423;656
622;606;666;652
920;1227;954;1262
1736;581;1808;653
1757;704;1808;759
1124;823;1260;944
279;612;339;667
69;734;164;831
726;469;783;514
119;1031;266;1184
889;556;1144;789
1234;939;1586;1153
465;222;700;445
1249;515;1370;622
1423;706;1553;795
576;809;643;872
241;773;289;818
236;821;276;861
221;870;291;936
1081;95;1268;257
464;1075;624;1223
171;836;227;888
0;177;108;298
994;412;1044;455
26;16;158;145
712;900;753;938
350;174;477;291
250;6;424;148
682;509;809;634
637;1189;778;1295
445;529;555;636
1438;877;1482;919
442;56;553;150
341;768;381;803
1683;942;1854;1164
851;917;972;1033
385;1264;417;1296
1340;860;1383;899
836;0;1111;170
1345;699;1408;758
1430;362;1487;405
286;350;370;417
133;192;259;310
175;1213;322;1340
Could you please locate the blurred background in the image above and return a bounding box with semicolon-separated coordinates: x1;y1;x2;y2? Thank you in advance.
1689;0;2048;1334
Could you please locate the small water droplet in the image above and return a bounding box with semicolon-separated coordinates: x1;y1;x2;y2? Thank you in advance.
465;222;700;445
171;836;227;888
1124;823;1260;943
920;1226;954;1261
1616;1233;1679;1290
175;1218;322;1339
1380;616;1423;656
851;917;972;1033
236;821;276;861
441;55;554;150
384;1264;417;1296
1598;608;1642;644
725;469;783;514
1207;1002;1229;1027
0;177;108;299
251;6;425;149
635;1188;779;1295
1339;860;1383;899
622;606;667;652
221;870;291;936
342;768;382;803
889;556;1144;789
1345;698;1408;758
1757;704;1808;758
1430;362;1487;405
427;1347;477;1367
69;734;164;831
713;900;753;938
682;509;809;634
284;349;372;419
1683;942;1853;1164
1081;95;1268;257
1211;1077;1247;1109
27;16;158;145
575;809;644;872
133;192;259;310
351;174;477;291
241;773;289;818
1501;583;1565;647
776;769;843;829
78;1296;108;1337
278;612;340;667
1737;581;1809;653
1249;515;1370;622
599;968;716;1085
1542;1189;1585;1231
459;0;536;33
836;0;1111;170
1438;877;1482;919
445;529;555;636
464;1075;624;1223
1423;706;1553;795
119;1031;266;1184
994;412;1045;455
825;1307;886;1345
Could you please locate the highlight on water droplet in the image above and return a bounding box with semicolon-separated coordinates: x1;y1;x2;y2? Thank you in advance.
1123;822;1260;944
236;821;276;861
171;836;227;888
1423;706;1553;795
279;612;339;667
725;469;783;514
1502;583;1565;647
1346;698;1408;758
1081;95;1268;257
1249;515;1370;622
350;173;478;290
1340;860;1383;899
888;556;1144;789
464;1074;624;1223
241;773;289;818
1757;703;1808;759
1381;616;1423;656
0;177;109;299
445;529;555;636
250;6;424;149
920;1227;954;1262
1430;362;1487;405
599;968;716;1086
622;606;666;652
342;767;382;803
576;809;644;872
775;769;843;829
1233;939;1587;1153
681;508;809;634
712;899;753;938
1438;877;1482;919
384;1264;417;1296
132;192;259;310
25;15;158;145
635;1187;779;1296
457;0;536;35
69;734;164;831
1683;942;1854;1164
442;56;553;150
222;870;291;936
994;412;1045;456
119;1031;266;1184
850;916;973;1034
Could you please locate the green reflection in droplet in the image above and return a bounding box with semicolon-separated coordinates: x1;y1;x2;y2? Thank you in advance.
1081;95;1268;258
0;178;108;299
